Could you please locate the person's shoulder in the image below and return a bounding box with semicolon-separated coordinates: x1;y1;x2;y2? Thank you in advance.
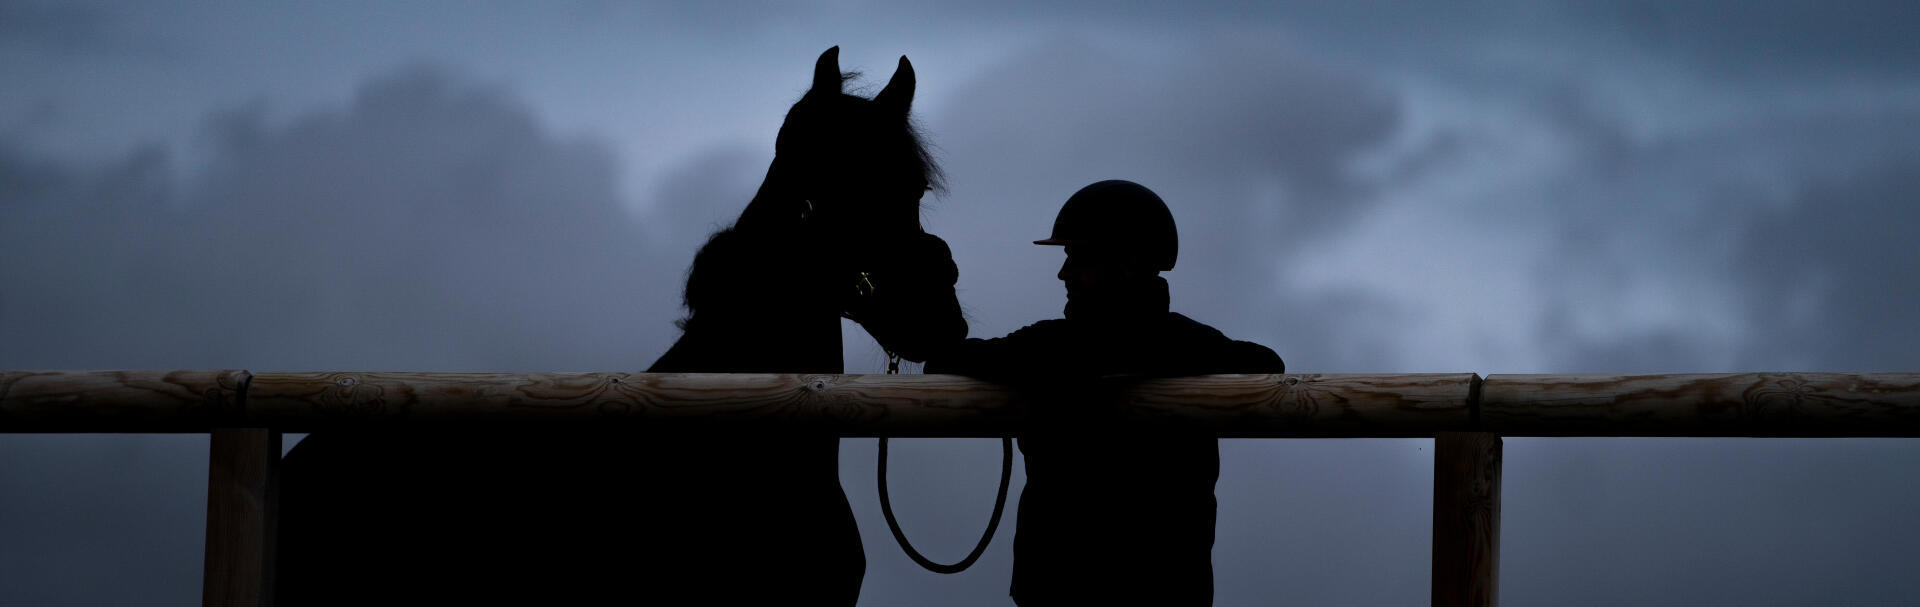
1165;313;1228;340
1004;318;1072;340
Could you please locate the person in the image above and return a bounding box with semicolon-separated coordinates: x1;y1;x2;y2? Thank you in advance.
927;180;1285;606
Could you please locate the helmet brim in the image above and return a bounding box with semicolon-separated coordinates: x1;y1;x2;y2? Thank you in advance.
1032;238;1074;246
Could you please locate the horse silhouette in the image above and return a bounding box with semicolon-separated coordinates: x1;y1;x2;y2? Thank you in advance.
275;47;964;605
641;46;965;603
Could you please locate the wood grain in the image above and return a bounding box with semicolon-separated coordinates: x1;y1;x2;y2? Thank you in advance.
9;371;1920;437
203;428;279;607
1432;432;1501;607
1125;373;1478;437
243;372;1028;435
1481;373;1920;436
0;370;248;432
216;372;1477;437
0;372;1474;436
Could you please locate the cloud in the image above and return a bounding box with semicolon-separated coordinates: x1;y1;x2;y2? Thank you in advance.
1;66;674;606
1507;97;1920;373
3;66;673;372
0;1;112;52
1383;41;1920;606
9;6;1920;605
1562;0;1920;77
1728;159;1920;371
910;37;1436;606
929;37;1403;344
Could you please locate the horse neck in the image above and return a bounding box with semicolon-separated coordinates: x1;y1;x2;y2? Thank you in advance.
681;306;845;374
734;160;804;233
657;217;848;375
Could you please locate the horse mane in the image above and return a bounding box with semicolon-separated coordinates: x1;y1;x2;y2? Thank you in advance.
671;57;943;334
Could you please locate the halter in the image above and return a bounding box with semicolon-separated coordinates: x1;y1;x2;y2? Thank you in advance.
819;197;1012;574
876;351;1013;574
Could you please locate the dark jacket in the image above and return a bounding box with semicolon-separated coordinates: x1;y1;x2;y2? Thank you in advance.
927;297;1283;606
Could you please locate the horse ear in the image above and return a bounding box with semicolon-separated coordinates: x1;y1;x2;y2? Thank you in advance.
812;46;842;95
875;55;915;113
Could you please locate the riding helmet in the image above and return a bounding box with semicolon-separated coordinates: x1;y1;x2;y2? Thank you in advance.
1034;179;1178;272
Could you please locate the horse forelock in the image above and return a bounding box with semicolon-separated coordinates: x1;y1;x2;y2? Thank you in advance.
722;90;935;241
666;57;962;367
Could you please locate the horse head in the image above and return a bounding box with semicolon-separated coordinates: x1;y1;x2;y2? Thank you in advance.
740;46;940;236
725;46;963;363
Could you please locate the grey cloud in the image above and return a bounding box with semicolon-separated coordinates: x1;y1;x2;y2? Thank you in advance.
637;144;767;276
921;38;1433;606
1564;0;1920;77
1452;72;1920;606
1728;161;1920;371
931;38;1402;343
0;1;111;51
1517;99;1920;373
939;38;1397;209
2;66;670;606
0;0;174;60
10;5;1920;605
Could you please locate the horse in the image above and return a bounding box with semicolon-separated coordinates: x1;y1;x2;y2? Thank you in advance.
274;47;965;606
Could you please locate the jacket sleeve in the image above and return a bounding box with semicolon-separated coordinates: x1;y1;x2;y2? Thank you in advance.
924;321;1061;381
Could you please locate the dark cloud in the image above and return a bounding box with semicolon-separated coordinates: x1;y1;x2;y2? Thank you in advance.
1728;160;1920;371
918;38;1435;605
1565;0;1920;77
9;5;1920;606
3;66;668;372
0;0;173;59
1518;99;1920;373
931;37;1402;343
1;66;672;605
1481;79;1920;605
0;1;112;51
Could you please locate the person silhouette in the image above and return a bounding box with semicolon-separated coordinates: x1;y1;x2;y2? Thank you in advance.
927;180;1284;606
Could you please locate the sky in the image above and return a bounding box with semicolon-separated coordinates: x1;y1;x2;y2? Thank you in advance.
4;1;1919;605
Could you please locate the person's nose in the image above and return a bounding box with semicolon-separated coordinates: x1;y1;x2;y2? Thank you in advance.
1057;257;1072;282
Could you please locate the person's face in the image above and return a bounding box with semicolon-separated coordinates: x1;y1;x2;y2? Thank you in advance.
1059;245;1147;296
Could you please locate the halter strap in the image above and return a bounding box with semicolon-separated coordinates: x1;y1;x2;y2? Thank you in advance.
876;349;1014;574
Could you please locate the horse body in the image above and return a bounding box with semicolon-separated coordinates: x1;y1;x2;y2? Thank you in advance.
276;47;962;606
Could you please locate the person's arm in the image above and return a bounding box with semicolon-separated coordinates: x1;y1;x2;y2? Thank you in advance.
924;321;1062;381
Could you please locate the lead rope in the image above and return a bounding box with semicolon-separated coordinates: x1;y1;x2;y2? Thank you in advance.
876;350;1014;574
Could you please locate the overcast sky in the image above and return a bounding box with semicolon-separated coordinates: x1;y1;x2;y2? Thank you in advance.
5;1;1919;605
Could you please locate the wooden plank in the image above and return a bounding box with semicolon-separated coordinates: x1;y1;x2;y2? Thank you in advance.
1481;373;1920;436
243;372;1026;436
1126;373;1477;437
3;372;1474;436
0;370;248;432
8;371;1920;437
242;372;1475;437
203;428;280;607
1432;431;1501;607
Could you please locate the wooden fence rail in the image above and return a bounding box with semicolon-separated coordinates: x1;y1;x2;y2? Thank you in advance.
4;370;1919;607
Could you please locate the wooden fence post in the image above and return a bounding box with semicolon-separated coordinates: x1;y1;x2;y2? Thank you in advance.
1432;431;1501;607
204;428;280;607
